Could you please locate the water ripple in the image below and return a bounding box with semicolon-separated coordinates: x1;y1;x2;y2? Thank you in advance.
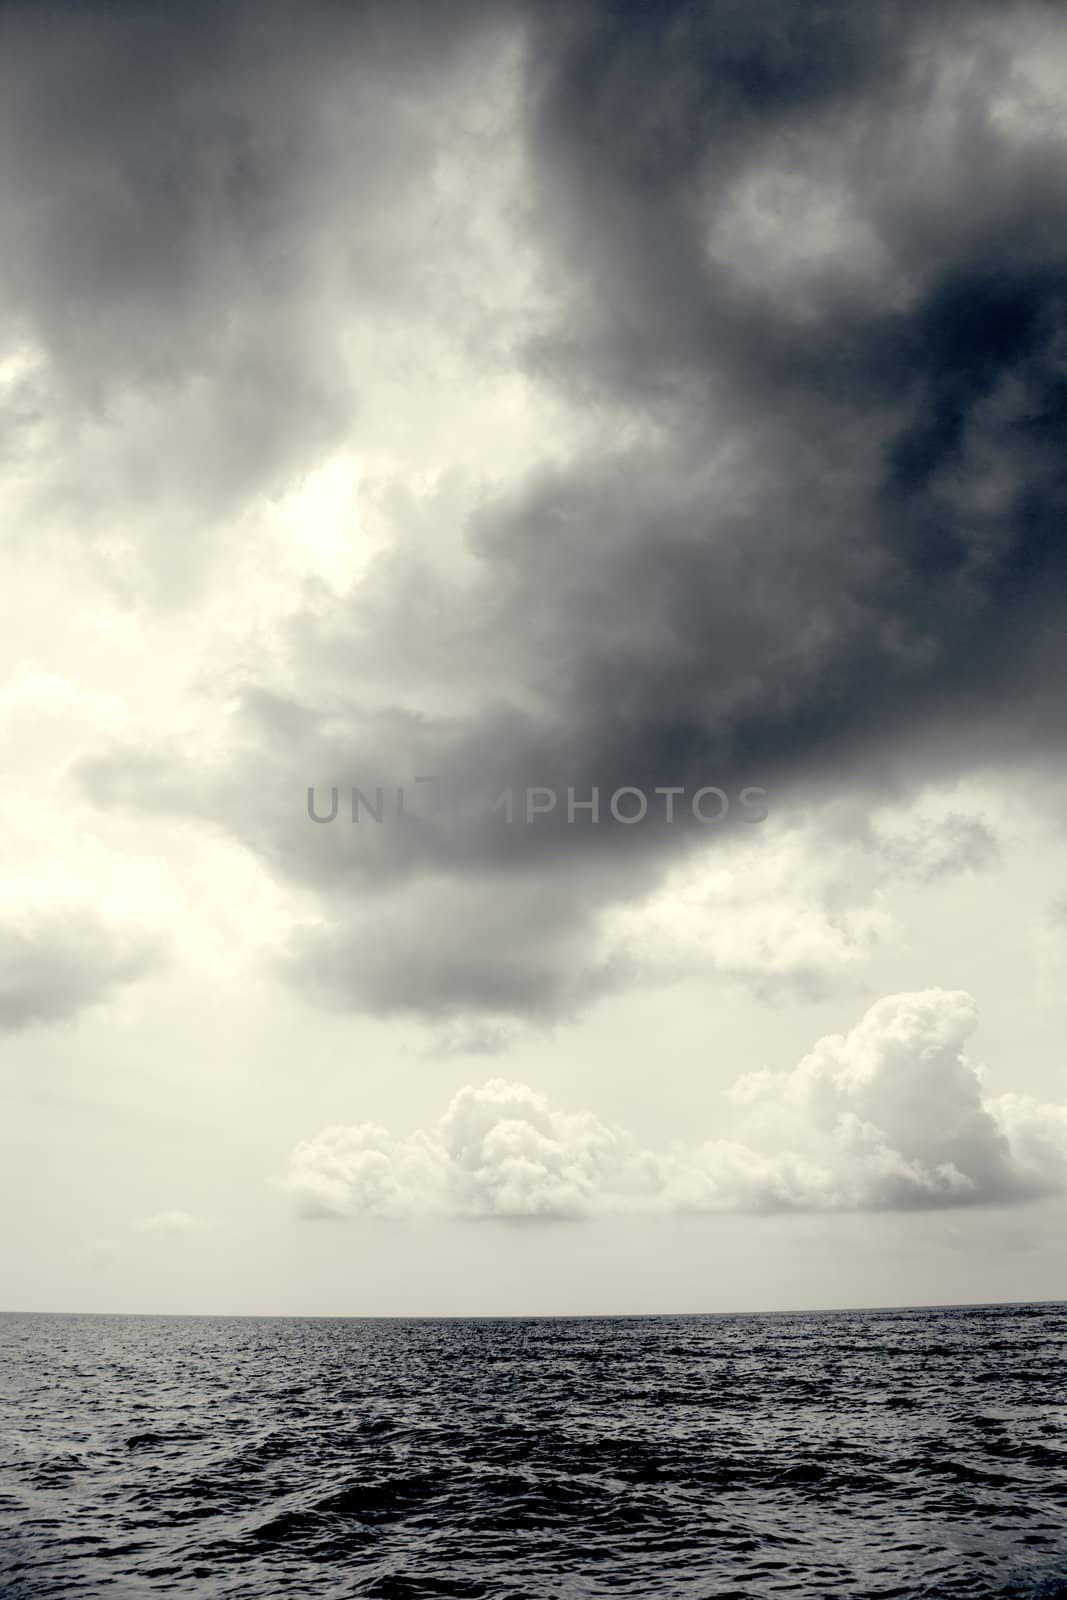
1;1306;1066;1598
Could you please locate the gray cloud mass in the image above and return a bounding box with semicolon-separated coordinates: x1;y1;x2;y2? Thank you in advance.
0;906;163;1031
6;0;1063;1018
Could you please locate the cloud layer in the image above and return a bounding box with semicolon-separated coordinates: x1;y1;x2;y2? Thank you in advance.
5;0;1066;1020
283;990;1067;1219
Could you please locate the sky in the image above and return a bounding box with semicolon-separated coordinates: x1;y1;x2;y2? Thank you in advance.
2;0;1067;1316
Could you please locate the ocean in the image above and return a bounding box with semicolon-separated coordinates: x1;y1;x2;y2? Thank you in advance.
1;1303;1066;1599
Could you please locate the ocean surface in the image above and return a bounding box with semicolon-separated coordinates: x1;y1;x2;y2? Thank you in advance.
1;1304;1066;1599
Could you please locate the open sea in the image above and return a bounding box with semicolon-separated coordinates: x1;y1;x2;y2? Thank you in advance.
1;1303;1066;1599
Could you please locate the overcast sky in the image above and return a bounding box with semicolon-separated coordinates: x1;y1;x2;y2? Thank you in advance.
3;0;1067;1316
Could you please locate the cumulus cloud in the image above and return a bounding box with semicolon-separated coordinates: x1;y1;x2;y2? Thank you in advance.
283;1078;658;1222
0;904;163;1032
283;990;1067;1219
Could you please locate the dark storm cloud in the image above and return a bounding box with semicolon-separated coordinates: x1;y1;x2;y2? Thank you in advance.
0;0;513;595
65;0;1067;1016
514;0;1067;757
503;0;1067;795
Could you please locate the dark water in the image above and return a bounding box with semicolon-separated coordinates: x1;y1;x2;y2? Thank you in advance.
2;1305;1067;1599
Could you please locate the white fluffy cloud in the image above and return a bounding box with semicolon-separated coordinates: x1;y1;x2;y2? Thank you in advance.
283;1082;659;1222
283;989;1067;1220
717;990;1049;1211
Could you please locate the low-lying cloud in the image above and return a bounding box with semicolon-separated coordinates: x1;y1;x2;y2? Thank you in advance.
283;990;1067;1220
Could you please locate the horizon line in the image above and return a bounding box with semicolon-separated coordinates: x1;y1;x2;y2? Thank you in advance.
2;1296;1064;1322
